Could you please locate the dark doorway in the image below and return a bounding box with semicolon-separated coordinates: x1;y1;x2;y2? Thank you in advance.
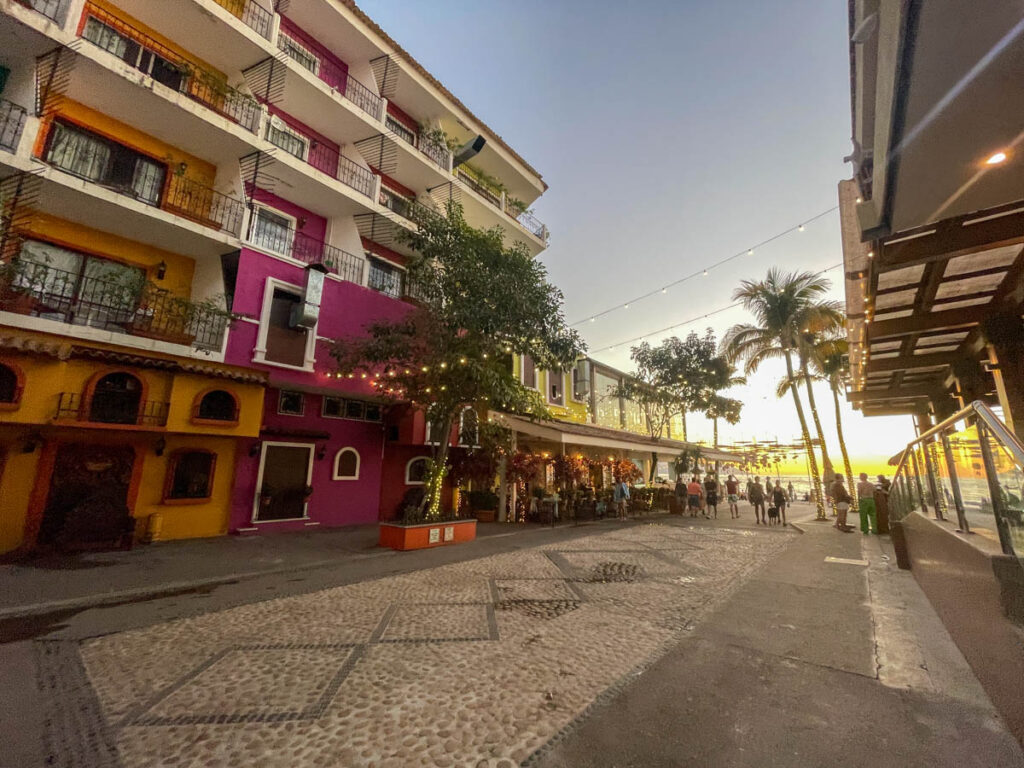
256;444;312;521
37;443;135;549
89;372;142;424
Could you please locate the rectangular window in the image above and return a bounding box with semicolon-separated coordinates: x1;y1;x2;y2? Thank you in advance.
364;403;382;422
548;371;564;406
165;451;214;500
249;206;295;257
322;396;343;418
521;355;537;389
266;116;309;161
279;33;319;74
322;396;382;422
367;257;405;299
278;390;304;415
83;17;184;92
264;289;308;367
45;121;166;205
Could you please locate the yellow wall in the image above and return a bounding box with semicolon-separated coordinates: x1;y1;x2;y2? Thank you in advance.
36;99;217;189
0;431;42;553
135;434;239;541
22;212;196;298
0;344;264;553
510;356;589;423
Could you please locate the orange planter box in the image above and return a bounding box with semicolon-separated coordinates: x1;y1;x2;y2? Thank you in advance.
379;519;477;551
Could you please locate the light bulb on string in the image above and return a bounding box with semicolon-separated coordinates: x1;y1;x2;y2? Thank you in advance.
798;224;805;232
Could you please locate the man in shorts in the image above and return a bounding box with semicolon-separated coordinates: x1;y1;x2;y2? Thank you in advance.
748;475;766;524
725;474;740;519
686;475;704;517
830;475;854;532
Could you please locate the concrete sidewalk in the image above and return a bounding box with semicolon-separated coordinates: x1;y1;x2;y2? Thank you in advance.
534;513;1024;767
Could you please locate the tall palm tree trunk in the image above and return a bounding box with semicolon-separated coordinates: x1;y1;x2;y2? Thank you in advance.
801;358;836;515
831;381;857;506
681;410;688;441
785;347;826;519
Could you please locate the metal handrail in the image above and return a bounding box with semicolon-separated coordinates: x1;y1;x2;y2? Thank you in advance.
210;0;273;39
890;400;1024;559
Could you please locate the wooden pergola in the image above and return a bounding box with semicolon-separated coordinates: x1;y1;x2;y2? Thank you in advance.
840;0;1024;433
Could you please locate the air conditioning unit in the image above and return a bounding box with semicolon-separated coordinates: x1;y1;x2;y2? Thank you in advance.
573;359;591;399
290;264;329;329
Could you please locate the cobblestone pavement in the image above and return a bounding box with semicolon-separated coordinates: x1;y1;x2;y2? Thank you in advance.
38;523;794;768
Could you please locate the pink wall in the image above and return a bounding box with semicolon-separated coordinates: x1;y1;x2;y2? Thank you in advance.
251;187;327;242
279;15;348;92
229;387;386;531
264;104;341;177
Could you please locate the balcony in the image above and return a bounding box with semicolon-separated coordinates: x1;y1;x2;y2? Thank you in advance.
0;99;27;154
42;120;246;236
276;29;383;122
0;259;231;351
263;118;375;198
455;167;502;207
78;3;263;134
16;0;69;25
56;391;169;427
445;167;550;253
210;0;274;40
246;215;365;285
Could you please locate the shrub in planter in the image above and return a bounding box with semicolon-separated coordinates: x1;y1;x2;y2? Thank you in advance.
467;489;498;523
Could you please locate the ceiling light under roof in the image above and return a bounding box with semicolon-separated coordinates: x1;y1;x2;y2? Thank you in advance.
986;151;1008;165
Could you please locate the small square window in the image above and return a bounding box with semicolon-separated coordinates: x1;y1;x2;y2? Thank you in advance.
345;399;365;420
278;390;304;415
364;404;382;422
322;396;343;418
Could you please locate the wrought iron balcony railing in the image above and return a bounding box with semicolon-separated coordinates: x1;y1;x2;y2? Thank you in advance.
276;29;383;121
0;259;231;350
264;121;375;198
507;205;548;241
16;0;69;25
0;99;27;153
211;0;273;39
80;3;263;133
418;138;452;171
162;174;246;235
455;168;502;208
56;391;170;426
246;216;364;285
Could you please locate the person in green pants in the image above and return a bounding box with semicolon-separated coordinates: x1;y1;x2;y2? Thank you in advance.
856;473;878;534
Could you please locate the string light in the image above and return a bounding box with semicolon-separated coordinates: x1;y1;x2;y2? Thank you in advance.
569;206;838;327
589;262;843;354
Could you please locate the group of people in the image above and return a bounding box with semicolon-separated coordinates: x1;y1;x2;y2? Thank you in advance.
829;472;890;534
674;473;743;520
745;476;791;526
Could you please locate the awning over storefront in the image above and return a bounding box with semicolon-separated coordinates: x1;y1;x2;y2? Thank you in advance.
492;413;741;463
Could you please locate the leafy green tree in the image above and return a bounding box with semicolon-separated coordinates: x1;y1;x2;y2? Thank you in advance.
332;202;584;519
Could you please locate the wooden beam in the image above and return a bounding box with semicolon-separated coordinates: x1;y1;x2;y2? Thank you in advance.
868;305;989;340
878;204;1024;270
865;351;961;374
847;383;944;403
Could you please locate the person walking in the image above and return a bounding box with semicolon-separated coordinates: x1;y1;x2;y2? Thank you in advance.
703;473;719;519
686;475;704;518
830;475;853;532
856;472;877;534
749;475;766;524
725;474;740;519
772;481;788;526
613;479;630;521
787;481;795;503
674;476;686;514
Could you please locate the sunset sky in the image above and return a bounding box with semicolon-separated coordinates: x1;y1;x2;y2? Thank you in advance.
360;0;921;475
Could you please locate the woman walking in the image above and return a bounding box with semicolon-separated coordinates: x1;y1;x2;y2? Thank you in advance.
772;481;788;526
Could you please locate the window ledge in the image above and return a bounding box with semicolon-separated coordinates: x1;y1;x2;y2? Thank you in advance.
161;497;212;506
190;417;240;427
0;402;21;412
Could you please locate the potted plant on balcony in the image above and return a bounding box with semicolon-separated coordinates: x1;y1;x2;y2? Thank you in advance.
332;201;583;550
0;256;48;314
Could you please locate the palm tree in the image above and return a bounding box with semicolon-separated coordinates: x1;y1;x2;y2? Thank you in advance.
813;335;857;506
723;269;836;521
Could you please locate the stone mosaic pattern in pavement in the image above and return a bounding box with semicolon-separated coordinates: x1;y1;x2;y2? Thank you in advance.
41;524;793;768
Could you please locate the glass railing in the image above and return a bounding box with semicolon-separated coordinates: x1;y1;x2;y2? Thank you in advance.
889;401;1024;563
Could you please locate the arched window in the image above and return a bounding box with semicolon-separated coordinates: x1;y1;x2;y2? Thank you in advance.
89;372;143;424
194;389;239;422
164;450;216;501
459;406;479;446
0;362;23;407
406;456;429;485
333;447;360;480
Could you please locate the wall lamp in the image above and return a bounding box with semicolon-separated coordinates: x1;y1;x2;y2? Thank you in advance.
249;442;262;458
154;437;166;457
155;261;167;280
316;444;327;461
23;432;42;453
